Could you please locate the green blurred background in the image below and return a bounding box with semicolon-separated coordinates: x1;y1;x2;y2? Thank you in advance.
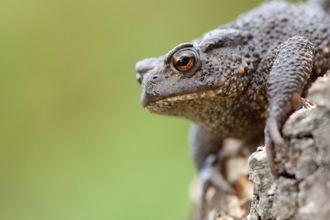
0;0;303;219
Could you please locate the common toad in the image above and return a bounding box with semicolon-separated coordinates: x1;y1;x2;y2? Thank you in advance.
136;0;330;218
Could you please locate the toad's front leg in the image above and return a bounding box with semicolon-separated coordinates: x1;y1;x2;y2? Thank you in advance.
266;36;314;177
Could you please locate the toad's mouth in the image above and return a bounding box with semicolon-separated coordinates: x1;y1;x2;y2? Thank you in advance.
142;86;232;112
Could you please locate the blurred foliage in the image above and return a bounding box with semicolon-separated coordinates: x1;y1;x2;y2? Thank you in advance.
0;0;301;219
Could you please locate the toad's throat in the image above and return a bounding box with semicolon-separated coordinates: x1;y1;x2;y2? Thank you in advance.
143;86;234;113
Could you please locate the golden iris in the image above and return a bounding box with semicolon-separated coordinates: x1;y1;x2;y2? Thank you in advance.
173;50;196;72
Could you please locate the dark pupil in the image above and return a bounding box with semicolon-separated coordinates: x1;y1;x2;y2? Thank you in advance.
177;55;190;66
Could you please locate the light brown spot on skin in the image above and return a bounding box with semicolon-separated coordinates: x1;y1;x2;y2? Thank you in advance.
292;92;302;110
239;67;245;75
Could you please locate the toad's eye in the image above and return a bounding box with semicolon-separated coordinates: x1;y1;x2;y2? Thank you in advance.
136;73;142;84
173;50;196;72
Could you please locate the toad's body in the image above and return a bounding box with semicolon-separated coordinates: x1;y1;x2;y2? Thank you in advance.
136;0;330;218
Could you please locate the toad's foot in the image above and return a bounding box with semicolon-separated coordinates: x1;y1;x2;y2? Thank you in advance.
198;154;235;219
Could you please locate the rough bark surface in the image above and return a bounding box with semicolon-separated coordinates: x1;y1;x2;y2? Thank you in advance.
247;74;330;220
188;74;330;220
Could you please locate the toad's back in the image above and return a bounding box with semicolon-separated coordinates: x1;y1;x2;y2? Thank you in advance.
226;1;330;80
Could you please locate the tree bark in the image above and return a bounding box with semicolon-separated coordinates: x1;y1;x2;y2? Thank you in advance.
247;74;330;220
188;74;330;220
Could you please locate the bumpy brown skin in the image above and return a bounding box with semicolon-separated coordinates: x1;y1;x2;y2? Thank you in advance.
136;0;330;218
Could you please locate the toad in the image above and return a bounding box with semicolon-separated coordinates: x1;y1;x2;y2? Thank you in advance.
136;0;330;218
